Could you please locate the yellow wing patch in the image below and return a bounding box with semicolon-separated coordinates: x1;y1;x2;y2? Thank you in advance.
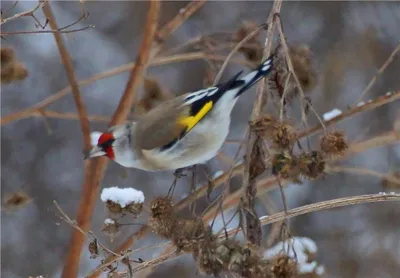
178;101;213;133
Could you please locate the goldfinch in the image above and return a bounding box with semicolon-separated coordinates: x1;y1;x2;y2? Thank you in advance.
85;56;274;171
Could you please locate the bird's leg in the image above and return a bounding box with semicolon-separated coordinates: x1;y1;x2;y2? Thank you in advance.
173;167;188;179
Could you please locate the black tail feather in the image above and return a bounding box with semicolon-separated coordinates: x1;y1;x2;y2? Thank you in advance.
235;55;274;97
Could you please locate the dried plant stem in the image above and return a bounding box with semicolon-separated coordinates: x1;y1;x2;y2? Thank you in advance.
59;2;160;278
42;3;91;151
0;52;252;126
274;14;326;132
355;43;400;105
225;193;400;237
241;0;282;246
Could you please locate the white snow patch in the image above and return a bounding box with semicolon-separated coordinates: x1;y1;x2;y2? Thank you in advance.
264;237;323;274
101;186;144;207
212;170;224;179
104;218;115;225
90;132;102;147
356;101;365;107
259;215;269;221
323;108;342;121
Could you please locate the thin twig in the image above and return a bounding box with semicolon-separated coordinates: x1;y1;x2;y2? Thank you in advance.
42;3;91;151
0;25;93;36
155;0;207;43
0;0;44;26
355;43;400;105
53;201;121;257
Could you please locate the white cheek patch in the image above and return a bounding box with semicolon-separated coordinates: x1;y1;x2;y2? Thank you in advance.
90;131;102;147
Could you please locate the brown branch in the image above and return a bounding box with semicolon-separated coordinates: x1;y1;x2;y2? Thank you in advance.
110;2;160;124
1;52;252;126
60;2;160;278
355;43;400;104
241;0;282;246
42;3;91;151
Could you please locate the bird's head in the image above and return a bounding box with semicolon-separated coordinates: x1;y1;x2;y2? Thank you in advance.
85;124;140;168
85;131;117;160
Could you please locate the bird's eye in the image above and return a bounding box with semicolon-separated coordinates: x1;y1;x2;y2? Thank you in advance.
100;139;115;149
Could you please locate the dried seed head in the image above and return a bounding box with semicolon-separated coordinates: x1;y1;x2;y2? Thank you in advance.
269;254;298;278
12;63;29;81
102;218;120;242
150;196;174;218
290;44;317;93
1;47;16;68
298;151;325;179
172;219;213;253
88;238;99;259
148;197;177;238
1;47;28;84
196;241;224;276
250;115;278;137
125;202;143;217
136;77;169;115
271;152;299;179
2;191;32;211
320;131;348;156
105;199;123;215
234;21;263;62
271;123;296;150
249;139;267;181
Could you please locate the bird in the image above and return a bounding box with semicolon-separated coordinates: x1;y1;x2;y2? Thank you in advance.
85;55;274;171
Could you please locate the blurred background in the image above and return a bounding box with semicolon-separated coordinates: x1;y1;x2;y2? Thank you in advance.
1;1;399;277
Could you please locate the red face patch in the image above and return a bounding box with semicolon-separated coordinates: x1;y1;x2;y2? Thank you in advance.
98;133;116;160
98;133;114;146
